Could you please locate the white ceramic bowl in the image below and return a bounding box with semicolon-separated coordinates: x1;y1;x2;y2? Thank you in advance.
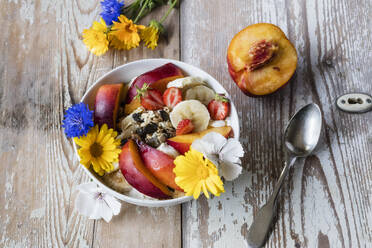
75;58;240;207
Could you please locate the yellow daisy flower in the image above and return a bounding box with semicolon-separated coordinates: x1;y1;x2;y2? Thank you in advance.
108;34;132;50
74;124;121;176
110;15;145;50
140;20;163;50
82;18;109;56
173;148;225;199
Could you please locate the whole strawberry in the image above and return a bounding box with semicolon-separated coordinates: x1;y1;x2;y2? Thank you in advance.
208;94;230;120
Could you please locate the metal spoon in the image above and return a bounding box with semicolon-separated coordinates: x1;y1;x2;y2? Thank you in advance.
247;103;322;248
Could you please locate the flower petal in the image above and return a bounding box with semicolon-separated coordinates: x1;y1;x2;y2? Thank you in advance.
103;194;121;215
96;200;114;223
205;178;218;195
192;181;203;199
219;161;242;181
204;154;219;168
200;132;227;151
74;137;91;147
201;182;209;198
75;190;96;217
89;199;104;220
190;139;212;157
220;139;244;164
191;132;227;161
77;182;99;194
96;126;106;143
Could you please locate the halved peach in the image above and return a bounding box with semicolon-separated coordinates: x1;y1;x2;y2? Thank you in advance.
94;84;127;129
119;140;172;199
227;23;297;96
166;126;232;154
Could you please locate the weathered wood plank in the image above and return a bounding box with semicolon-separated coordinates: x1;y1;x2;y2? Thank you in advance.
0;0;98;247
181;0;371;247
92;5;182;248
0;0;181;247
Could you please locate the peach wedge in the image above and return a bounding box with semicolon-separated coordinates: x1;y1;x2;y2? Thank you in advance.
167;126;232;154
119;140;172;199
94;84;127;129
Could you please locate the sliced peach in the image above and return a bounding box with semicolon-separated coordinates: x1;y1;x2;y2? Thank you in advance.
126;63;184;103
119;140;172;199
94;84;127;129
150;75;184;93
137;141;183;191
167;126;232;154
124;97;141;115
227;23;297;96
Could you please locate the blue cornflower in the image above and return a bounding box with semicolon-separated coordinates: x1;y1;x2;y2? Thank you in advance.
62;103;94;138
100;0;124;26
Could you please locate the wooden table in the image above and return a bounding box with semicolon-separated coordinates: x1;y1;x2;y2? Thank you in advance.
1;0;371;247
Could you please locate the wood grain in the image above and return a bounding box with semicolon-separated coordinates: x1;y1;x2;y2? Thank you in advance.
180;0;372;247
1;0;371;247
92;5;182;248
0;0;181;247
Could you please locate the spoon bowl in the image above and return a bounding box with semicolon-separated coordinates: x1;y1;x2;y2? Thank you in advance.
284;103;322;156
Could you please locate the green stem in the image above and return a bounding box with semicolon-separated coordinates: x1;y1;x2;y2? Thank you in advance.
134;0;150;23
159;0;178;24
122;0;140;19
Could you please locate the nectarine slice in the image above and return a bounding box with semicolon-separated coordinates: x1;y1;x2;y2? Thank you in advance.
150;75;184;93
124;97;141;115
119;140;172;199
167;126;232;154
94;84;127;129
137;141;183;191
227;23;297;96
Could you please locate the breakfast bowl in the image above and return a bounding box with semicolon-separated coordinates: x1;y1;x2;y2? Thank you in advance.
75;58;240;207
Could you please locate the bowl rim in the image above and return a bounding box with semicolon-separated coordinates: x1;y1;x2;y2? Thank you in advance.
75;58;240;207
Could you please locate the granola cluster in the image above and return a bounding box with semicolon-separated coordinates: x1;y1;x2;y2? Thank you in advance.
117;107;175;148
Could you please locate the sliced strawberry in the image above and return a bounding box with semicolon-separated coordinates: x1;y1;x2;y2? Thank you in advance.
135;83;164;110
207;94;230;120
163;87;182;108
176;119;194;135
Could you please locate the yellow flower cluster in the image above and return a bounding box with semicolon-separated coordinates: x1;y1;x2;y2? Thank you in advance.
173;148;225;199
82;15;161;56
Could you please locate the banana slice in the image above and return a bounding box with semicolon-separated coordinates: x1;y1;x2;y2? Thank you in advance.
167;77;206;90
170;100;210;132
185;85;216;105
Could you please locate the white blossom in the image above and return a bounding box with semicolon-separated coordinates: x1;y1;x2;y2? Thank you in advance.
75;182;121;222
191;132;244;181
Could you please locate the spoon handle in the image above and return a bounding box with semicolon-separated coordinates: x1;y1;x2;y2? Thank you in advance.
247;155;297;248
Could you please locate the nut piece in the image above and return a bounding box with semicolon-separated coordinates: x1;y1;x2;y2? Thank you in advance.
248;40;279;71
